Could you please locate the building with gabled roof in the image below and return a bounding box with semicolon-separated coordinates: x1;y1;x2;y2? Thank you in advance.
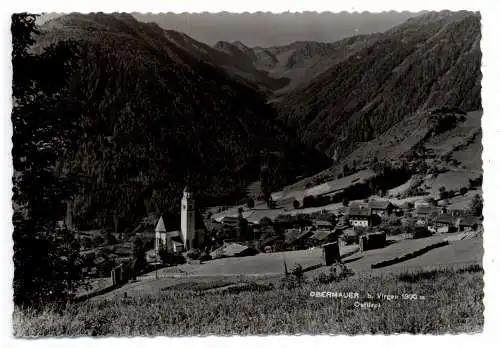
155;216;185;254
367;200;394;216
457;216;480;231
347;204;373;227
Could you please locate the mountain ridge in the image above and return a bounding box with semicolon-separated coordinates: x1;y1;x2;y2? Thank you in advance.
275;11;481;161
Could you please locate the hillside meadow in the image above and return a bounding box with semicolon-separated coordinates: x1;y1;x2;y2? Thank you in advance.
14;264;483;336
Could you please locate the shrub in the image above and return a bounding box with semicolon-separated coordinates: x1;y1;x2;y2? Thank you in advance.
291;263;304;281
413;227;432;239
279;276;302;290
246;198;255;209
314;263;354;284
469;194;483;217
293;199;300;209
186;249;202;260
165;254;186;266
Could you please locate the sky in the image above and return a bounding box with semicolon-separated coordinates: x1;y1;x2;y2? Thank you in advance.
38;11;422;48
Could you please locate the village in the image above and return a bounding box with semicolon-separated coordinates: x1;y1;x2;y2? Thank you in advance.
72;168;483;295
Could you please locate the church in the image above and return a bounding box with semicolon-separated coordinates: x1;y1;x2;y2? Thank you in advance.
154;185;205;254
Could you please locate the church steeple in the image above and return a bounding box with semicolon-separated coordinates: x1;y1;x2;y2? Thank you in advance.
181;184;195;250
183;184;192;199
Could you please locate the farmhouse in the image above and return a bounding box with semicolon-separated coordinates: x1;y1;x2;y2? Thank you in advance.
415;205;438;225
457;216;479;232
416;205;436;217
210;242;259;259
284;229;314;249
348;204;373;227
431;215;458;233
221;216;240;227
368;200;394;216
312;219;334;231
308;230;338;246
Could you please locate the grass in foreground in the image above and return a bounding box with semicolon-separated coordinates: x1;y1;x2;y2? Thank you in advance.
13;264;483;336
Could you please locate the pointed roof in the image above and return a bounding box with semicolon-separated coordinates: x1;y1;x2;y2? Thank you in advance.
155;216;166;232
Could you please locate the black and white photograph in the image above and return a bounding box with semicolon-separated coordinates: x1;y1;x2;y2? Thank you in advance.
9;6;487;337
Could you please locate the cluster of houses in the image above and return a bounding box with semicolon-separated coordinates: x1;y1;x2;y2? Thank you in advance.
414;201;480;233
204;198;481;255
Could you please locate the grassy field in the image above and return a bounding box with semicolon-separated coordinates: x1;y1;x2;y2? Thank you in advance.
13;264;483;336
141;248;325;277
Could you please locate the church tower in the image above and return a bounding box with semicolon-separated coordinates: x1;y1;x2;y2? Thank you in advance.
180;185;196;250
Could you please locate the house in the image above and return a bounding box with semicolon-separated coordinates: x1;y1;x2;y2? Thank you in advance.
416;205;437;217
312;219;334;231
221;216;240;227
368;201;394;217
415;205;438;225
347;204;374;227
428;215;457;233
457;216;479;232
336;214;349;226
255;225;275;240
210;242;259;259
308;230;338;246
284;229;314;250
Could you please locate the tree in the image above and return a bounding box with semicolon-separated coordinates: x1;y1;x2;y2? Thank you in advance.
293;199;300;209
260;166;272;207
238;216;250;241
342;198;349;207
92;235;105;248
259;217;273;227
237;208;250;241
470;194;483;217
132;238;147;273
106;232;117;245
425;197;437;206
156;238;167;263
342;163;350;177
439;186;448;200
12;13;83;308
246;197;255;209
82;237;92;249
459;187;468;196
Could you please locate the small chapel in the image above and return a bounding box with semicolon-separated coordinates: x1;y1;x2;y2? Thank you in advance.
154;185;205;254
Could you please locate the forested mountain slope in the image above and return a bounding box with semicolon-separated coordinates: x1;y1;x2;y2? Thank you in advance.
214;34;381;96
39;13;288;93
36;13;331;230
275;11;481;161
